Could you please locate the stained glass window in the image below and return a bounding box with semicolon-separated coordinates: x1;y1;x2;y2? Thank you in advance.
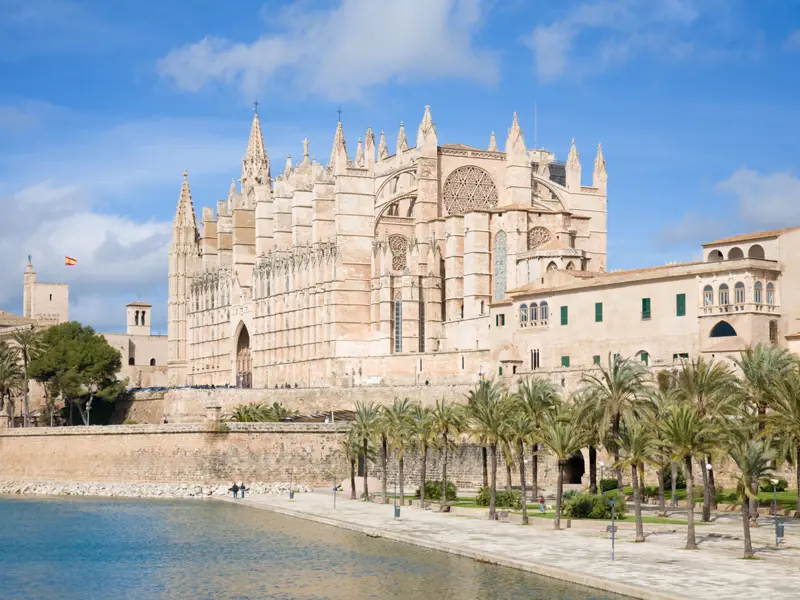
493;231;507;301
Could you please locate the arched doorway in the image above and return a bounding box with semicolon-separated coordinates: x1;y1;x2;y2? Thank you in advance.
563;453;585;484
236;325;252;388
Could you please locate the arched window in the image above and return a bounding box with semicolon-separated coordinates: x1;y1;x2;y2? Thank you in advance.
494;231;507;301
128;357;135;366
546;261;557;273
767;282;775;305
520;304;528;323
719;284;729;306
540;301;549;321
134;311;139;326
394;294;403;353
734;282;745;304
442;166;499;214
149;358;156;367
530;302;538;322
748;244;765;259
728;247;744;260
754;281;762;304
708;249;723;262
703;285;713;306
565;261;575;270
710;321;737;338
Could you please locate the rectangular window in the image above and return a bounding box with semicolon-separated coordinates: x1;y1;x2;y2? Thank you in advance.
676;293;686;317
561;355;570;368
673;352;689;361
640;352;649;366
499;366;503;376
593;355;601;365
595;302;603;323
561;306;568;326
495;314;506;327
642;298;651;320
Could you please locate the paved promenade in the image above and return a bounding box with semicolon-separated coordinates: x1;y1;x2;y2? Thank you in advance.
221;492;800;600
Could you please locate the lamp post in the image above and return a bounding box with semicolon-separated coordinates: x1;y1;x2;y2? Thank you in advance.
394;478;400;520
771;478;781;547
607;499;617;562
705;463;713;517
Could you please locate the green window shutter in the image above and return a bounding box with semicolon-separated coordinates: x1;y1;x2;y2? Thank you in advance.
561;306;568;325
561;356;570;368
595;302;603;322
499;366;503;376
593;355;601;365
676;293;686;317
641;352;649;366
642;298;651;319
495;315;498;327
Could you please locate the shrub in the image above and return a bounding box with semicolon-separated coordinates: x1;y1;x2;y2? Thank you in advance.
760;478;788;493
475;487;523;509
562;489;578;502
599;478;618;493
415;480;457;502
644;485;659;498
563;493;596;518
601;489;628;519
564;490;628;520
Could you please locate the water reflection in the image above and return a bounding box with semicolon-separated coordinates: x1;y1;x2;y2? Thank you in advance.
0;497;623;600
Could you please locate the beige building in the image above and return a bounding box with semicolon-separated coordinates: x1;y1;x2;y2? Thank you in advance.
169;107;609;388
103;302;169;389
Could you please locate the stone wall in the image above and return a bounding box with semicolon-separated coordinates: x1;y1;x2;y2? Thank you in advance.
0;423;348;486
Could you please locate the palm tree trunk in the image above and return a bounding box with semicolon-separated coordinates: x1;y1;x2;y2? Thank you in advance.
657;467;666;516
796;445;800;519
518;440;528;525
700;458;711;522
685;457;697;549
742;493;754;558
8;398;14;428
350;458;357;500
489;441;498;519
613;415;622;489
362;438;369;501
749;481;759;528
505;460;512;493
632;464;645;542
531;445;539;502
440;434;449;512
382;435;389;504
399;455;405;506
420;445;427;508
638;463;646;504
589;445;597;494
554;461;564;530
707;456;717;509
22;359;30;428
481;442;488;488
671;461;678;507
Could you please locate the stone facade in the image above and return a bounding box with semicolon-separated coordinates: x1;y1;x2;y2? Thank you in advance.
103;301;169;389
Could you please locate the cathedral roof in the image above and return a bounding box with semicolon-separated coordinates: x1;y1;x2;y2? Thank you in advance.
701;226;800;246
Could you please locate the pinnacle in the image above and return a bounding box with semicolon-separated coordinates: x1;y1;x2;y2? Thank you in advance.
244;111;268;163
329;120;347;168
397;122;408;154
488;131;498;152
174;170;198;231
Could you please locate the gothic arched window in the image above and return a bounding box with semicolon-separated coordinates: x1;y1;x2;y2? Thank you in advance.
528;227;552;250
442;166;498;215
394;293;403;353
389;234;408;271
493;231;507;301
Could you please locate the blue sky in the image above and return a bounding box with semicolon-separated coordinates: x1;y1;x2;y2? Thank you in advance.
1;0;798;333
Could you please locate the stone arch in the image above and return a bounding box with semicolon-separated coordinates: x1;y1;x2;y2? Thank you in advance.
546;261;557;273
708;249;723;262
565;261;575;270
710;321;737;338
728;246;744;260
442;165;498;215
530;176;568;211
563;453;585;485
748;244;765;259
235;322;252;388
149;358;156;367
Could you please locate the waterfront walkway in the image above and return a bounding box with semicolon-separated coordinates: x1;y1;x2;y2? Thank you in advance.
223;492;800;600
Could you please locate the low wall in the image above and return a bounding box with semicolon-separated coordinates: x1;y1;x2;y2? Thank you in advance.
0;423;348;486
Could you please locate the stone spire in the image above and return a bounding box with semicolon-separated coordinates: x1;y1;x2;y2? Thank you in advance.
328;120;347;169
504;112;526;162
378;130;389;161
284;154;292;177
242;110;270;187
566;138;580;169
364;127;375;167
593;143;607;191
416;105;437;149
566;138;581;191
488;131;498;152
228;178;237;198
355;138;364;167
174;170;198;230
396;122;408;155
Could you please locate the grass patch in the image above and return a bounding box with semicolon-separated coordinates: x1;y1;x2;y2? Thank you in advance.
450;501;688;524
624;487;798;511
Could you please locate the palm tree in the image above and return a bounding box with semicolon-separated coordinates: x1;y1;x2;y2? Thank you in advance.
467;380;500;488
506;409;534;524
540;406;587;530
11;327;43;427
0;343;22;428
643;384;680;514
573;390;603;494
430;397;465;512
352;400;379;501
411;404;436;508
675;357;736;521
467;381;509;519
659;403;715;549
340;429;361;500
375;407;391;504
384;398;414;505
617;418;653;542
765;367;800;517
581;354;647;489
727;438;775;558
516;377;561;501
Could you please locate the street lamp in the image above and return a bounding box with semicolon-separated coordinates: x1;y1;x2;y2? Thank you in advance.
771;478;783;547
394;479;400;520
607;499;618;562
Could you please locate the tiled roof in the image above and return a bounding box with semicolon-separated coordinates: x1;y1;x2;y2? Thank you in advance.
702;226;800;246
126;301;152;307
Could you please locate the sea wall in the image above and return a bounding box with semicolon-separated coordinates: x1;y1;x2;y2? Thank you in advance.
0;423;349;486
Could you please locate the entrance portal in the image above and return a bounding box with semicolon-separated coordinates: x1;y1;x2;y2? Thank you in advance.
563;453;585;485
236;325;252;388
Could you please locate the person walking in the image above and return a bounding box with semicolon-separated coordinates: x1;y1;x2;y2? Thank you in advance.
538;495;545;513
229;483;240;499
240;483;247;499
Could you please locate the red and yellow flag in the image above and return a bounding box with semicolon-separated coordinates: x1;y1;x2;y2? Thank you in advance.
65;256;77;266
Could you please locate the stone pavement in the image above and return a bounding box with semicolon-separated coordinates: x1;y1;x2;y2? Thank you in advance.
220;492;800;600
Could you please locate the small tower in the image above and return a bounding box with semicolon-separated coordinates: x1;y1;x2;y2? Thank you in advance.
378;130;388;161
329;120;347;173
416;106;437;155
488;131;498;152
23;256;35;318
127;302;152;336
593;143;607;193
566;138;581;192
396;122;408;155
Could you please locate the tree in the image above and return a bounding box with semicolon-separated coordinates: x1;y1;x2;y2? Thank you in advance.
764;367;800;517
506;408;534;524
540;406;587;530
573;390;603;494
467;380;500;488
430;397;465;512
659;403;715;549
29;322;123;426
467;381;509;519
643;384;681;515
352;400;379;501
0;343;22;428
617;417;653;542
727;438;775;558
340;429;361;500
11;327;44;427
581;354;647;489
516;377;561;501
384;397;414;505
411;404;436;508
375;407;391;504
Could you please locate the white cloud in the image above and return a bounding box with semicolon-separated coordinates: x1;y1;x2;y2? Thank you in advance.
716;169;800;229
785;30;800;52
157;0;498;100
657;211;728;247
523;0;745;81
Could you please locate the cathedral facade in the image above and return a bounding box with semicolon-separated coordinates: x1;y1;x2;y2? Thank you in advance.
167;107;608;388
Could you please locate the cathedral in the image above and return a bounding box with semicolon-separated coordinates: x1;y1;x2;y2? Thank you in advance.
168;106;609;388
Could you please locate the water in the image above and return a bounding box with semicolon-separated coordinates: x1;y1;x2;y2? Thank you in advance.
0;497;624;600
